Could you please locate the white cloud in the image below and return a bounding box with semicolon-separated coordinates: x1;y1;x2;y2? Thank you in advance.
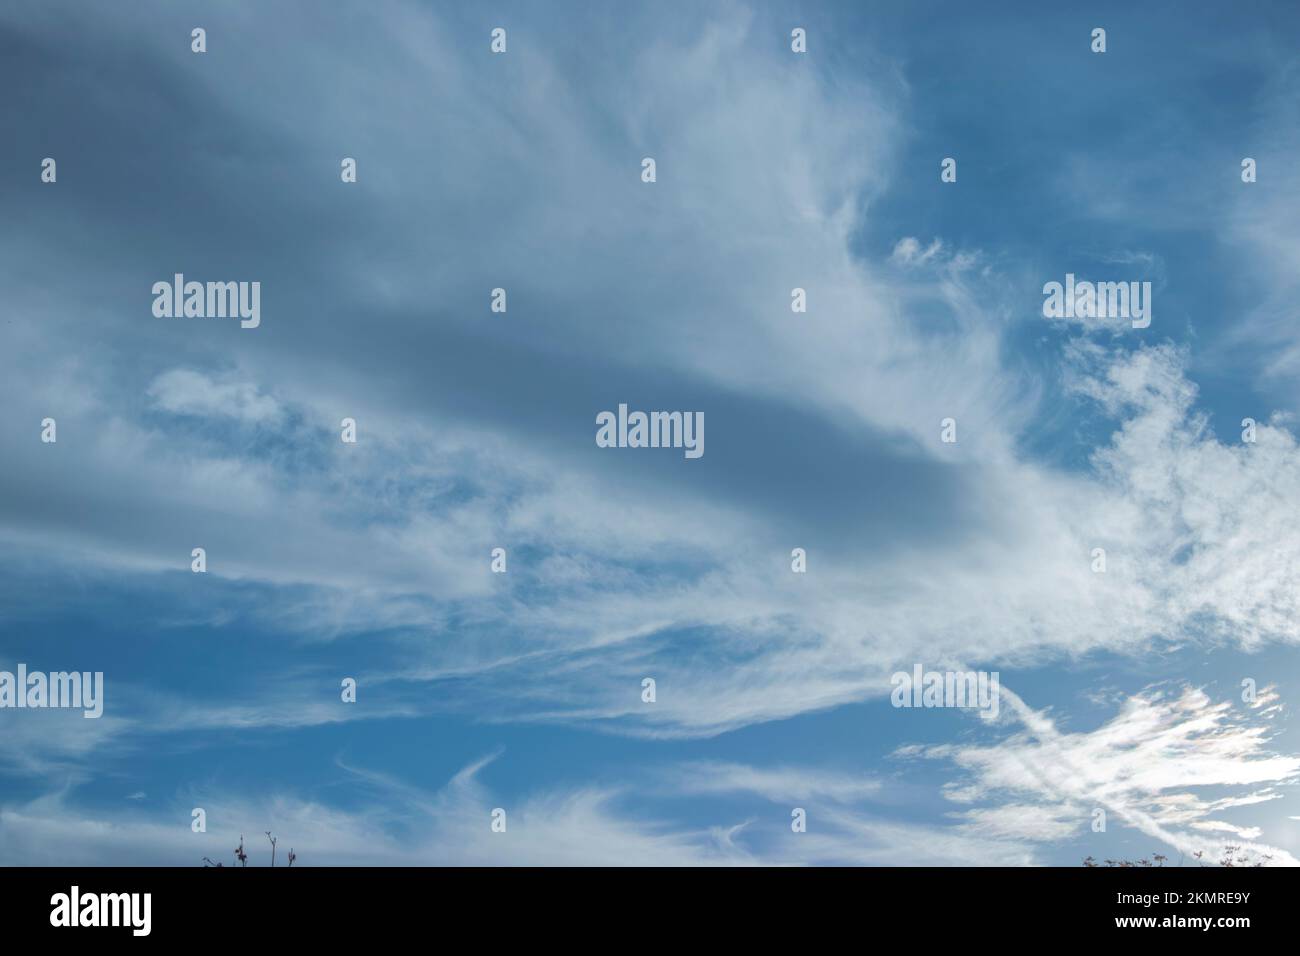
665;761;882;804
2;3;1300;755
889;236;944;267
147;369;283;425
911;684;1300;866
0;752;1035;866
8;340;1300;745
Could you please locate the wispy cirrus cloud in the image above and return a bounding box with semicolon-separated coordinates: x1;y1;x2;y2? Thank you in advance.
2;0;1299;868
908;684;1300;865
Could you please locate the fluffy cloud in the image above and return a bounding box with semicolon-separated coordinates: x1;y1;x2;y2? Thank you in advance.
147;369;283;425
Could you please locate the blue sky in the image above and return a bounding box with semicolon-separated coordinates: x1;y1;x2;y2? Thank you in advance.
2;0;1300;866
